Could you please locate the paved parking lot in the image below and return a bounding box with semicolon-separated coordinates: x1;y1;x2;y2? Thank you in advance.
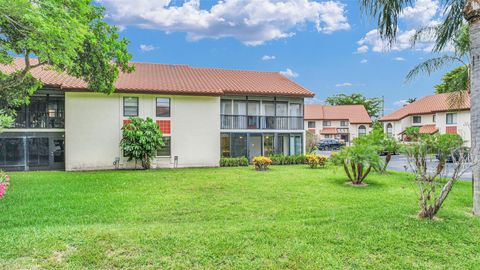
315;150;473;181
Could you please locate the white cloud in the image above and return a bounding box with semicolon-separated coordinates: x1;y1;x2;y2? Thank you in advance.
399;0;439;28
356;0;444;53
98;0;350;46
139;44;156;52
335;82;353;87
393;57;406;61
279;68;299;78
360;59;368;64
394;100;408;107
261;55;276;61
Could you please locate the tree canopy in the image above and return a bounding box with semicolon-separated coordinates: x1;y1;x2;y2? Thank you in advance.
325;93;382;118
0;0;133;127
434;65;469;93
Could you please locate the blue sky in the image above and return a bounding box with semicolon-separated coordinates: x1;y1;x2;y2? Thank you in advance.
99;0;456;114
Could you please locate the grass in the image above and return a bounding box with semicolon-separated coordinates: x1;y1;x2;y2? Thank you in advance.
1;165;479;269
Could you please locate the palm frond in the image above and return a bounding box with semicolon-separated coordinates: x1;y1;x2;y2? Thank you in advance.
447;91;469;110
405;55;464;82
360;0;413;45
434;0;465;52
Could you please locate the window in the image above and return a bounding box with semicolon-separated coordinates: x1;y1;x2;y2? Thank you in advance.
156;98;170;117
221;100;232;115
262;101;275;116
433;115;436;123
156;137;171;157
248;101;260;116
412;116;421;124
324;134;331;138
276;102;288;116
446;113;457;124
358;125;367;136
386;123;393;137
323;120;331;127
308;121;316;128
233;100;247;115
123;97;138;117
340;120;348;127
289;103;302;116
221;133;230;157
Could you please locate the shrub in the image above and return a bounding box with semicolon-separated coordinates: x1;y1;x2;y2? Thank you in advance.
220;157;249;167
120;117;164;169
401;133;468;219
336;144;382;185
253;156;272;171
305;154;328;168
0;171;10;198
270;154;307;165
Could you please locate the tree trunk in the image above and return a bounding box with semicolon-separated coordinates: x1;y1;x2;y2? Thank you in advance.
465;0;480;216
382;153;391;173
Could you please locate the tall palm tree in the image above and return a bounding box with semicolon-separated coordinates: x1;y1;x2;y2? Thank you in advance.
360;0;480;215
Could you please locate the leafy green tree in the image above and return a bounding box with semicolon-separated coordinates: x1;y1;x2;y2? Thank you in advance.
325;93;382;118
0;0;133;128
120;118;164;169
353;128;398;173
434;66;469;93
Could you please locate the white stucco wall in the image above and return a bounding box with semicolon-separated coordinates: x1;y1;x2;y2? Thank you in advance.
304;120;371;142
65;92;220;171
383;111;471;146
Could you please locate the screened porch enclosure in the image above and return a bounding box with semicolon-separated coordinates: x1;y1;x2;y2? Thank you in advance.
221;132;303;160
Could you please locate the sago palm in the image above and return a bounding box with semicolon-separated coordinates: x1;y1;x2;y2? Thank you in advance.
360;0;480;215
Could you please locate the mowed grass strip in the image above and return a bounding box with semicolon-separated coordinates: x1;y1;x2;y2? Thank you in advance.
0;166;479;269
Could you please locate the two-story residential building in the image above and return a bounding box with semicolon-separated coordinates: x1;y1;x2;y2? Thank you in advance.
0;58;314;171
304;104;372;143
379;92;471;145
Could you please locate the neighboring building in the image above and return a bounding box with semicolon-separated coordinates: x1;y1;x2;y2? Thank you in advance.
0;58;314;171
304;104;372;143
379;92;471;145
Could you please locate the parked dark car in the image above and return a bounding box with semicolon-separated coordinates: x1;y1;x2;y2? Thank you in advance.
318;139;342;150
436;147;470;163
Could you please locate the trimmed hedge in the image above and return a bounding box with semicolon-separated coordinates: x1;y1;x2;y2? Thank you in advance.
220;157;249;167
269;154;307;165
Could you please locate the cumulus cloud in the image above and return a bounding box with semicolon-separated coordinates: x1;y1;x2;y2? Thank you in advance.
261;55;276;61
139;44;156;52
335;82;353;87
356;0;443;53
98;0;350;45
393;57;406;61
279;68;299;78
360;59;368;64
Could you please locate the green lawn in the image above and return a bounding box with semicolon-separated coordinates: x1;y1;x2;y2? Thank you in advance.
1;166;479;269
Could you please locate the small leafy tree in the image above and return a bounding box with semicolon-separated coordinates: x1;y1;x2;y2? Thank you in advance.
402;134;472;219
306;130;318;153
353;128;398;173
335;144;382;185
120;118;164;169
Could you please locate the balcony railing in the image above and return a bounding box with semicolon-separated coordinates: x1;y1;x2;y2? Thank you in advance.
221;115;303;130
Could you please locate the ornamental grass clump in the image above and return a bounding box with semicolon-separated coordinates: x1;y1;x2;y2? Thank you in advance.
253;156;272;171
0;171;10;198
305;154;328;168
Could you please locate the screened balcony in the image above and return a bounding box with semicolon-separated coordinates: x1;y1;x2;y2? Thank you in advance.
220;98;304;130
220;115;303;130
11;93;65;129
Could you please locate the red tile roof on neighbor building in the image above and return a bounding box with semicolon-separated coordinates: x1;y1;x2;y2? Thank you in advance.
304;104;372;124
1;58;314;97
419;124;438;134
380;92;470;121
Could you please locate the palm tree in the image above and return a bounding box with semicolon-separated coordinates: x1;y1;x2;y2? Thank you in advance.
360;0;480;215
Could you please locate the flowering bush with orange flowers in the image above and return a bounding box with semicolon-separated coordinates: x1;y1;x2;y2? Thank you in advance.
253;156;272;171
305;154;328;168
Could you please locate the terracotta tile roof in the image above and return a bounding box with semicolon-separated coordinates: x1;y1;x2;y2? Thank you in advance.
419;124;438;134
320;127;338;135
380;92;470;121
1;58;314;97
304;104;372;124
